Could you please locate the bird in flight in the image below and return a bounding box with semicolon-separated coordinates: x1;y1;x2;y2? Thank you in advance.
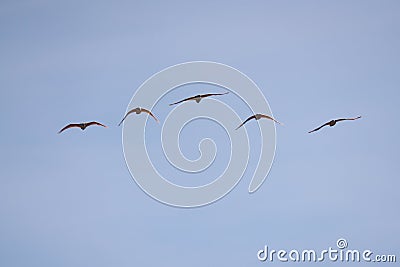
58;121;107;134
169;92;229;106
308;116;361;133
235;113;282;130
118;107;159;126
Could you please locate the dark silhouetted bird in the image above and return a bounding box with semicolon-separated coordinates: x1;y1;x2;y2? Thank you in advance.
169;92;229;106
308;116;361;133
236;113;282;130
118;107;159;126
58;121;107;134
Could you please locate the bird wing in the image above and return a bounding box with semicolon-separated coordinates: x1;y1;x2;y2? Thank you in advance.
335;116;362;123
141;108;159;123
58;123;80;134
87;121;107;128
308;121;330;133
200;92;230;98
235;115;257;130
169;95;197;106
118;108;138;126
259;114;283;125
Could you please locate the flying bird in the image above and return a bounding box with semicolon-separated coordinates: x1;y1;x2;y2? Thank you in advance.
169;92;229;106
118;107;159;126
235;113;282;130
58;121;107;134
308;116;361;133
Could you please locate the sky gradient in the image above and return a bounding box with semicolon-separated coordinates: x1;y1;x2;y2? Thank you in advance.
1;1;399;266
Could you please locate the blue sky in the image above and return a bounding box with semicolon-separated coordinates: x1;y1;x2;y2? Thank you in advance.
1;0;399;266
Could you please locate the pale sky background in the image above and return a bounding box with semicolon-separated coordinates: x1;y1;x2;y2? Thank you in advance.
1;1;399;266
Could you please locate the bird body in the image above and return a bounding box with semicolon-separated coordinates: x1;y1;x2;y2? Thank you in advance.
236;113;282;130
194;95;202;103
118;107;159;126
58;121;107;134
308;116;361;133
169;92;229;106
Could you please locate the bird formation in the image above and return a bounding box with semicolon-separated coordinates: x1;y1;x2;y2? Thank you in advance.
58;91;361;134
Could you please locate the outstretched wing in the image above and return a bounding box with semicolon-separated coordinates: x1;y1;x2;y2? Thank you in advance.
141;108;160;123
259;114;283;125
87;121;107;128
200;92;229;98
308;121;330;133
58;123;80;134
169;95;197;106
118;108;139;126
335;116;362;123
235;115;257;130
